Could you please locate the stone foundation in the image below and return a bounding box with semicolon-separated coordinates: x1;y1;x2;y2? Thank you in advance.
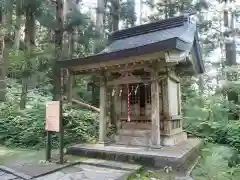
115;129;151;147
66;138;203;172
115;129;187;147
161;132;187;146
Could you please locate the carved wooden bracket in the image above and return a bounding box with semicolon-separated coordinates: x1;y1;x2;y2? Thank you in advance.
108;72;142;86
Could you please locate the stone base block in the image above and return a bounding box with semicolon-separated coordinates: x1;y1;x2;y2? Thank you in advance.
115;130;151;147
66;138;203;173
115;130;187;147
161;132;187;146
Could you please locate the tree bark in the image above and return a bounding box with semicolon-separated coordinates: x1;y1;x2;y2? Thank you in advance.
96;0;105;35
139;0;143;24
126;0;136;28
0;0;13;101
223;0;238;120
91;0;105;107
14;0;23;52
20;5;35;109
0;9;6;101
53;0;64;101
109;0;120;126
110;0;120;31
3;0;13;74
66;29;75;102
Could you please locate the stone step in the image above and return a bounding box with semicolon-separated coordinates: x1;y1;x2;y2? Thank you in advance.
81;159;141;171
36;159;142;180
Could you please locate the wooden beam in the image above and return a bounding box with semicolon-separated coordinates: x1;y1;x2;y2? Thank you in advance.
107;77;166;86
105;62;163;73
70;51;165;72
168;72;180;83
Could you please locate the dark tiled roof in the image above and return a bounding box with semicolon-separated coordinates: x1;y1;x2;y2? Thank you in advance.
57;14;204;74
100;15;196;54
100;25;193;54
109;16;188;41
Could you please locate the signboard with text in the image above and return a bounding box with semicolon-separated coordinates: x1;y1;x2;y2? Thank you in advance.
45;101;60;132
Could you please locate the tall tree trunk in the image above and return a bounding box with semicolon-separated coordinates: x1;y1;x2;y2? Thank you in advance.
47;29;54;43
111;0;120;31
223;0;238;120
96;0;105;35
91;0;105;106
14;0;23;52
63;0;69;58
164;1;168;19
0;9;6;101
66;29;74;102
139;0;143;24
20;6;35;109
1;0;14;101
126;0;136;28
109;0;120;127
169;1;174;17
53;0;64;101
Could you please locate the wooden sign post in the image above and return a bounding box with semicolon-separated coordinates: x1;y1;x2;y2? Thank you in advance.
45;101;61;162
45;101;60;132
45;68;65;164
59;68;64;164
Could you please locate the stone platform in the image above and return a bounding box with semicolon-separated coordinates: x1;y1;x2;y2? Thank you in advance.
67;138;203;173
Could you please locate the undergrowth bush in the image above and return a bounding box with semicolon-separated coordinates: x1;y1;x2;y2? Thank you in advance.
0;79;99;148
191;144;240;180
183;94;240;151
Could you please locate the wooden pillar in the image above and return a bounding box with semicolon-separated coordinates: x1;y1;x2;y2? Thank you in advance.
177;82;182;116
177;82;183;129
66;70;73;102
114;85;121;130
163;78;171;134
151;69;161;148
99;73;107;143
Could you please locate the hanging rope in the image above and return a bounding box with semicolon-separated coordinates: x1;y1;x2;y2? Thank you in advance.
127;84;131;122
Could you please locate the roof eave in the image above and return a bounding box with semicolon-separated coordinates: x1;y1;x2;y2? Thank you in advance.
176;36;205;75
57;38;181;68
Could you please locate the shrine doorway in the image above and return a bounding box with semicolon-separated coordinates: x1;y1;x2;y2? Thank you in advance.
119;82;161;122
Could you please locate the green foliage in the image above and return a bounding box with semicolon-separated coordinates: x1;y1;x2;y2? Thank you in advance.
183;84;240;151
191;144;240;180
128;168;163;180
0;79;99;148
120;0;137;27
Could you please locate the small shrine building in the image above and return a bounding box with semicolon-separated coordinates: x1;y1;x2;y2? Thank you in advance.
57;14;204;148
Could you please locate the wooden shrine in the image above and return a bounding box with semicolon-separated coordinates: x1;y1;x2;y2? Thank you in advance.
57;14;204;148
